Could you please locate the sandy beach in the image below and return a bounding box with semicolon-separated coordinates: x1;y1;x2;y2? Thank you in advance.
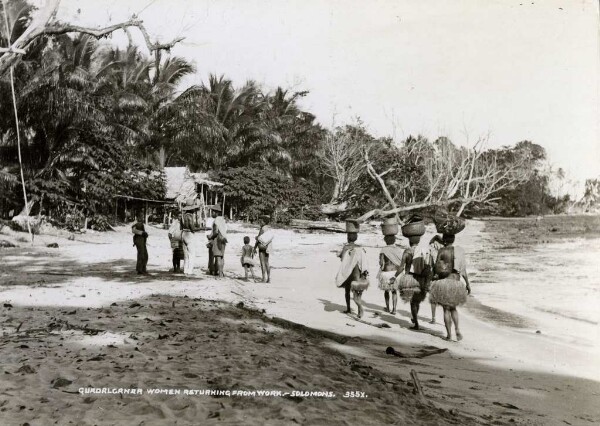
0;217;599;425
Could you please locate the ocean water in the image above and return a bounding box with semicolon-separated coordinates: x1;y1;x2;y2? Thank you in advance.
468;229;600;349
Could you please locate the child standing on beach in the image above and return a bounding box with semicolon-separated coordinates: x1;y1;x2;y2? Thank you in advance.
241;236;256;281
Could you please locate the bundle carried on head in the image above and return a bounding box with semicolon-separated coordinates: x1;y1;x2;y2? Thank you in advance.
401;214;425;237
345;219;360;233
381;216;399;236
433;211;465;235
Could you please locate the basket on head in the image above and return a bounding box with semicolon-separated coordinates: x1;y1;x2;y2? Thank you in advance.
345;219;360;233
381;216;399;236
401;221;425;237
401;213;425;237
433;212;466;235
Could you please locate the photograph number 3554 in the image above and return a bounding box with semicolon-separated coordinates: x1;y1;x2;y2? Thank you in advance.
0;1;599;425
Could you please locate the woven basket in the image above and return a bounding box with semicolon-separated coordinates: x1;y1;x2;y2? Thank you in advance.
350;279;369;291
380;217;398;235
345;219;360;233
434;215;465;235
401;221;425;237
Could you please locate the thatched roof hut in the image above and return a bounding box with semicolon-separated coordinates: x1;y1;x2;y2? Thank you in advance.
164;167;224;217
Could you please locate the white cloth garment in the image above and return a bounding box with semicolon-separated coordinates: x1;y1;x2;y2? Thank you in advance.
182;230;196;274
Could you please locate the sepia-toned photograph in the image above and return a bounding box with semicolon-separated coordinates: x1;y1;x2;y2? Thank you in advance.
0;0;598;425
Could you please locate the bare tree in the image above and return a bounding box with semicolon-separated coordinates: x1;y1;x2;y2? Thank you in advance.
319;132;365;207
359;135;533;221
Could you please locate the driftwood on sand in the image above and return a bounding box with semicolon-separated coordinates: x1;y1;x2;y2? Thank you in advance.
290;219;377;233
290;219;347;233
410;369;426;398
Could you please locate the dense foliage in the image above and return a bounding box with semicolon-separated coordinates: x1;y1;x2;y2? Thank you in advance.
0;1;578;225
212;167;321;223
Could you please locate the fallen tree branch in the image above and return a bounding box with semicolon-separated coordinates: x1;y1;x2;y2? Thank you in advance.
357;198;468;222
364;149;402;224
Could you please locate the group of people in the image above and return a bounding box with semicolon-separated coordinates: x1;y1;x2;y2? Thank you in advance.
131;205;274;283
133;208;470;340
335;217;471;342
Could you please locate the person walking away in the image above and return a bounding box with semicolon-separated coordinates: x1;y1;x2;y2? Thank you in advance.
335;220;369;318
396;234;432;330
254;215;274;283
181;203;201;275
428;234;444;323
131;213;148;274
377;235;403;314
168;213;184;273
429;234;471;341
240;236;256;281
207;205;228;278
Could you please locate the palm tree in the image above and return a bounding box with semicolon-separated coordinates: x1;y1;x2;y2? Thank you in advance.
169;74;284;171
264;87;326;178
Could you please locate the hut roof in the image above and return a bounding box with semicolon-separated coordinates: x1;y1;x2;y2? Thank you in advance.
191;172;223;188
164;167;189;200
164;167;223;204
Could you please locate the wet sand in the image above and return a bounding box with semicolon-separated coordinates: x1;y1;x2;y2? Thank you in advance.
0;218;598;425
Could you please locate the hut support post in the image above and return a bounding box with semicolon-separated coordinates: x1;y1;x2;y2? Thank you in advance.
222;193;226;216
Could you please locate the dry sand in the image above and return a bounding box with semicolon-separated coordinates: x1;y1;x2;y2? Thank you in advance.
0;218;598;425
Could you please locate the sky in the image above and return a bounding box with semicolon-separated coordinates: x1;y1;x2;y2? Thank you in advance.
50;0;599;191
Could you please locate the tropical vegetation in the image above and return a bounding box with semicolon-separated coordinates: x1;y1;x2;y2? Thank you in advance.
0;1;575;227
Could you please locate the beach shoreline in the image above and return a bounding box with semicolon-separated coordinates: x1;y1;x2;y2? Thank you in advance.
0;217;598;425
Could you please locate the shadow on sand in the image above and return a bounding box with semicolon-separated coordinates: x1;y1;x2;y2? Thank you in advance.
317;298;447;340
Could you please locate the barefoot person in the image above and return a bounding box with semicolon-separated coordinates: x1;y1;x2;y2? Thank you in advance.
428;234;444;323
181;203;201;275
205;213;216;275
207;205;227;278
131;213;148;275
240;236;256;281
377;235;403;314
429;233;471;341
335;220;369;318
254;215;274;283
168;213;184;273
398;234;433;330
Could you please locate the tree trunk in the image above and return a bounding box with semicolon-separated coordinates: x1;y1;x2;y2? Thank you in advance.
330;182;341;203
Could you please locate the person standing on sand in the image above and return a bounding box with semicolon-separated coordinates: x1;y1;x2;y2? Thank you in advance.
428;234;444;323
254;215;274;283
207;205;227;278
241;236;256;281
181;204;201;275
168;213;184;273
335;224;369;318
206;212;215;275
131;213;148;275
377;235;403;314
429;234;471;341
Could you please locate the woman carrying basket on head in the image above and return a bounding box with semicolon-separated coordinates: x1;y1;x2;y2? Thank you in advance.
377;217;403;315
429;214;471;341
395;216;432;330
335;220;369;318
